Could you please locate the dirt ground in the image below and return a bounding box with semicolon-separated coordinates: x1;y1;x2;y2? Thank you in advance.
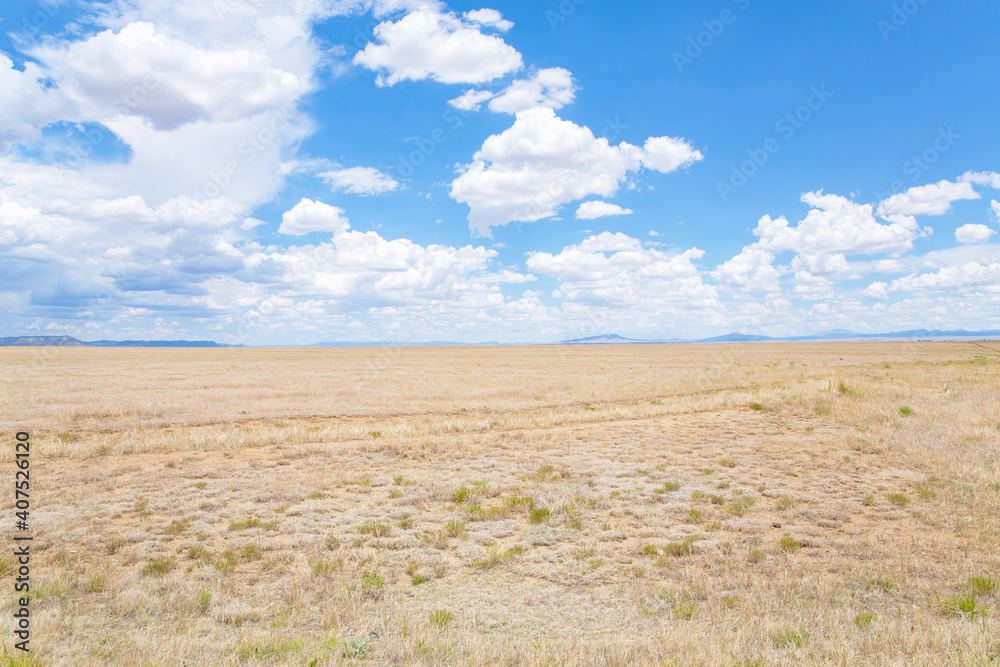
1;342;998;665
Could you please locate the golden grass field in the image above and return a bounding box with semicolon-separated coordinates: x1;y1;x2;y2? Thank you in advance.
1;341;999;666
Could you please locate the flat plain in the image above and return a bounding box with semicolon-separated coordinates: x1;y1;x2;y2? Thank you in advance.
1;342;998;666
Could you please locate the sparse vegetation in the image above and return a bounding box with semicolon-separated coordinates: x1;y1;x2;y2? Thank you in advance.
5;343;999;665
778;535;800;552
141;557;175;577
776;496;798;510
358;521;392;537
771;627;810;648
937;594;985;619
228;517;262;531
886;493;911;506
968;576;997;594
854;612;876;629
429;609;453;626
529;508;551;524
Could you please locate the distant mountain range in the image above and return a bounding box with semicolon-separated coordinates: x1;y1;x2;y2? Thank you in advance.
0;336;240;348
1;330;998;348
555;329;1000;345
310;341;501;347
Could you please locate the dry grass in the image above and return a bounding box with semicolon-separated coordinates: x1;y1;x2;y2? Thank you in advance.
1;342;999;665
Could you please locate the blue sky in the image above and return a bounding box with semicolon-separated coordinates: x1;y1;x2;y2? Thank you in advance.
1;0;999;344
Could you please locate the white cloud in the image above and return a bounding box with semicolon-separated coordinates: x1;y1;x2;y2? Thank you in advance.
0;56;76;148
641;136;705;173
39;22;306;130
960;171;1000;189
575;201;633;220
319;167;400;195
525;232;717;308
756;191;921;275
449;108;702;236
891;262;1000;293
955;223;995;244
790;271;834;300
712;246;782;292
243;229;505;309
278;198;350;236
863;281;890;301
992;200;1000;219
487;67;575;114
877;180;980;217
463;8;513;31
153;195;246;230
448;89;495;111
353;6;522;86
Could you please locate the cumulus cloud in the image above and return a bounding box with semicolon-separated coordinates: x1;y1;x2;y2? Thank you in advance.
757;192;921;274
38;22;306;130
993;200;1000;219
448;89;495;111
891;262;1000;293
712;246;782;292
525;232;717;308
463;8;513;31
319;167;400;195
448;67;576;114
278;198;350;235
960;171;1000;190
354;6;522;86
0;56;76;148
713;191;929;298
641;136;706;173
575;201;632;220
955;223;995;244
863;281;890;301
487;67;575;114
450;108;702;236
877;180;980;218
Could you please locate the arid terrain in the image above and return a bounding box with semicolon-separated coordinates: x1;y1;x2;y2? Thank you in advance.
1;342;998;666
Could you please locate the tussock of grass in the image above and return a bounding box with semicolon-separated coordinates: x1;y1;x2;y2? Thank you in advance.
778;535;801;552
776;496;798;510
660;537;697;557
471;544;523;570
444;520;467;538
529;508;551;524
968;575;996;594
228;517;261;531
725;497;756;516
429;609;453;626
771;627;809;648
141;557;175;577
867;577;897;593
854;612;876;629
357;521;392;537
937;594;985;618
163;516;195;535
886;493;910;506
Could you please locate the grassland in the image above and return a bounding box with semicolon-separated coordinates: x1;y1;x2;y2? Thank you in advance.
1;341;998;665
